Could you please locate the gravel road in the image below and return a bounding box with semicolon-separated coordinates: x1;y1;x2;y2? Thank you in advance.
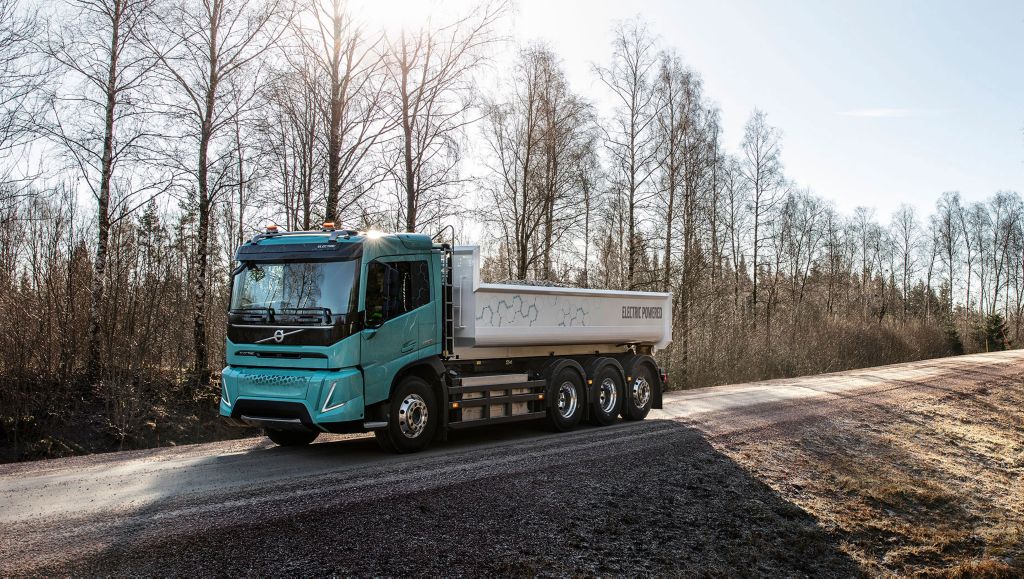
2;351;1022;576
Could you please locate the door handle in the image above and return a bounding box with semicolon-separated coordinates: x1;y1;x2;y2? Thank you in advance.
401;339;417;353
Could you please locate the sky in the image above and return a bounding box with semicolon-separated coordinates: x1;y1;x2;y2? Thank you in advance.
359;0;1024;221
510;0;1024;220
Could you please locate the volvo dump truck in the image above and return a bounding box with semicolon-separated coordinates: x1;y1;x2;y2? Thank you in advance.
220;225;671;453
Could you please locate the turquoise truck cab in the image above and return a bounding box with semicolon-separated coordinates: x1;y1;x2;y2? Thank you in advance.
220;226;444;442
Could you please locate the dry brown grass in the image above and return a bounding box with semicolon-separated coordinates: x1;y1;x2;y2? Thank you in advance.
697;365;1024;576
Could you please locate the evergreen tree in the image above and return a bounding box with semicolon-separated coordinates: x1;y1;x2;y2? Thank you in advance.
975;313;1009;352
943;316;964;355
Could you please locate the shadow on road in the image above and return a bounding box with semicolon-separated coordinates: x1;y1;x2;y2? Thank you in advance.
24;419;862;576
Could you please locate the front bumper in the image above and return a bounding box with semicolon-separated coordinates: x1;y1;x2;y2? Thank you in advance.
220;365;365;431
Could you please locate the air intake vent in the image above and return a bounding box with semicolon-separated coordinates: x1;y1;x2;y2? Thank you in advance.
245;374;309;388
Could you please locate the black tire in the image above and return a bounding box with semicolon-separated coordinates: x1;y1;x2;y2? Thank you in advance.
587;364;623;426
265;428;319;446
374;376;437;453
545;367;585;432
621;362;656;421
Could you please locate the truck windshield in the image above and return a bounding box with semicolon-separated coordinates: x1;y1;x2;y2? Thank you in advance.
230;261;359;321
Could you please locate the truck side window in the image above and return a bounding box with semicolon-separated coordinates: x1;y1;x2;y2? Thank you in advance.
365;261;386;326
409;260;430;308
365;259;430;325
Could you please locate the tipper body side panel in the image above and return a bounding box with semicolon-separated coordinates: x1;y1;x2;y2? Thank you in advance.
451;246;672;357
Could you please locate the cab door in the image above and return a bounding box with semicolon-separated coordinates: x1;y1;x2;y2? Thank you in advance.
359;256;433;405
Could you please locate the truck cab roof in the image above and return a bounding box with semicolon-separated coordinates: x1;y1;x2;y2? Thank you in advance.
234;228;435;263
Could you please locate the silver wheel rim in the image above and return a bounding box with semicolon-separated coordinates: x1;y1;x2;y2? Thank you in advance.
598;377;618;414
632;375;651;409
557;380;578;419
398;393;428;439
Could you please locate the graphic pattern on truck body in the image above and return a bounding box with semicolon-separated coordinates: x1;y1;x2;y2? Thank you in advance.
476;294;590;328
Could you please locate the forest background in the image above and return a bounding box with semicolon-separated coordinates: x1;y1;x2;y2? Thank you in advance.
0;0;1019;460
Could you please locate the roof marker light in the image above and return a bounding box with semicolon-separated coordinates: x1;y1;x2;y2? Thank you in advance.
322;221;335;229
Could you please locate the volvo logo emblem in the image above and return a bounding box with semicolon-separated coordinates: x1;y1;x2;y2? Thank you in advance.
255;328;306;344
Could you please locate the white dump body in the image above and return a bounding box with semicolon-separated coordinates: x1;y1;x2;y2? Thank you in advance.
451;246;672;358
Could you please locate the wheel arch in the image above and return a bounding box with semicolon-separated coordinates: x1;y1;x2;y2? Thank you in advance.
540;357;588;410
583;356;625;387
372;356;449;438
620;354;662;410
392;357;446;394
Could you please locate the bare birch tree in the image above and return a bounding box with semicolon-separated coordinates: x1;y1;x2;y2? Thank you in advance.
988;191;1021;317
384;0;505;232
890;204;919;321
652;49;716;385
301;0;392;225
739;109;782;325
146;0;291;381
719;156;749;315
260;61;323;230
481;46;545;280
482;45;592;281
43;0;163;377
0;0;45;161
595;18;660;290
934;191;963;315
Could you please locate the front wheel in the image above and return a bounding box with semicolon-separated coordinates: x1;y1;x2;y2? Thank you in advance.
375;376;438;453
266;428;319;447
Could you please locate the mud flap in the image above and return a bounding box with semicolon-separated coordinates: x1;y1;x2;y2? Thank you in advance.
652;366;666;409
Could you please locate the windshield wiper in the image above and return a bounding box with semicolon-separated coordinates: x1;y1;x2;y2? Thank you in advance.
276;307;333;325
231;307;274;323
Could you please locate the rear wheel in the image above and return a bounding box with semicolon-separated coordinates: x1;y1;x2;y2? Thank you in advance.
621;362;656;421
265;428;319;447
375;376;437;453
588;365;623;426
545;367;585;432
